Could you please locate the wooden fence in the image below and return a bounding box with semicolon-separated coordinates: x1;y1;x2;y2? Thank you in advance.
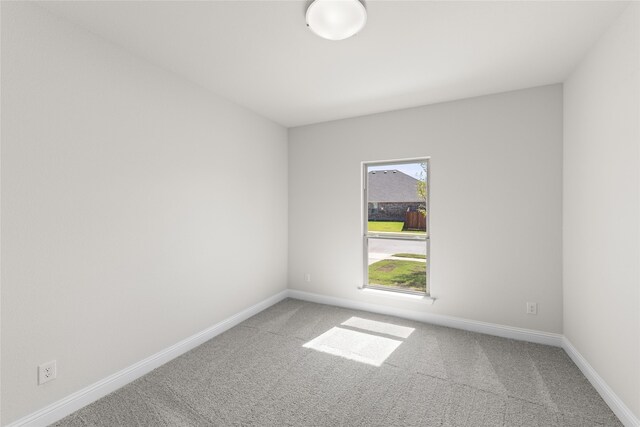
404;211;427;231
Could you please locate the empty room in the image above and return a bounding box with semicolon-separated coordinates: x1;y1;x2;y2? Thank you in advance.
1;1;638;426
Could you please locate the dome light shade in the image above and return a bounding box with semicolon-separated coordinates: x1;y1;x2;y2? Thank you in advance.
306;0;367;41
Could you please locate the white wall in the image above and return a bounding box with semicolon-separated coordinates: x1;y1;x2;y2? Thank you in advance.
0;3;288;424
289;85;563;334
563;4;640;420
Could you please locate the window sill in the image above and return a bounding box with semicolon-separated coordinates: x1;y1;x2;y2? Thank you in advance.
357;286;436;304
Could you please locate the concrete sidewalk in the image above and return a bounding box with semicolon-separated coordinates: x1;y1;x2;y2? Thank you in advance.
367;238;427;265
368;253;426;265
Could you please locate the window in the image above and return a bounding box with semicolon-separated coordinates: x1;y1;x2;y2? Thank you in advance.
363;159;429;295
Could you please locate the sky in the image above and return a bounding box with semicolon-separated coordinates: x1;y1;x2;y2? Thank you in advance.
367;162;426;180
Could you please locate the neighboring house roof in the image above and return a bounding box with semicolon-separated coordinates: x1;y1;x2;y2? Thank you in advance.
368;170;424;203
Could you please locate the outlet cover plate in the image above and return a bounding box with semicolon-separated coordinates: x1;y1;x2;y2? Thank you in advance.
526;302;538;315
38;360;57;385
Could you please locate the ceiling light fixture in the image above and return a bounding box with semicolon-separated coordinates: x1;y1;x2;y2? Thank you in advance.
306;0;367;41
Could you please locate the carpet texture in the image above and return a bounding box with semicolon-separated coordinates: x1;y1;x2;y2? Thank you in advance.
54;298;621;426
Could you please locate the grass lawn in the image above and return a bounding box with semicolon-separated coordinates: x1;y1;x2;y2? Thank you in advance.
368;259;426;292
368;221;404;232
392;253;427;259
368;221;426;234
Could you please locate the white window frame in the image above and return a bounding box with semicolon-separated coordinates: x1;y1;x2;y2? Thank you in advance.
362;158;430;296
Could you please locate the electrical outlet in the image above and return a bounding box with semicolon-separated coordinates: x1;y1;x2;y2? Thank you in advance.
304;273;312;283
526;302;538;315
38;360;57;385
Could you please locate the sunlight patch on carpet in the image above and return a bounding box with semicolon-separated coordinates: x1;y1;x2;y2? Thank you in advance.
303;327;402;366
341;316;415;339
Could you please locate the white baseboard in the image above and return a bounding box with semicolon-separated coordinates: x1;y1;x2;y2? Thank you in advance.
287;289;563;347
7;290;289;427
562;338;639;427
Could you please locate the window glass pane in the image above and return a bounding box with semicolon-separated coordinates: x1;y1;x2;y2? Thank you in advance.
367;238;427;293
365;160;429;294
367;163;427;235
